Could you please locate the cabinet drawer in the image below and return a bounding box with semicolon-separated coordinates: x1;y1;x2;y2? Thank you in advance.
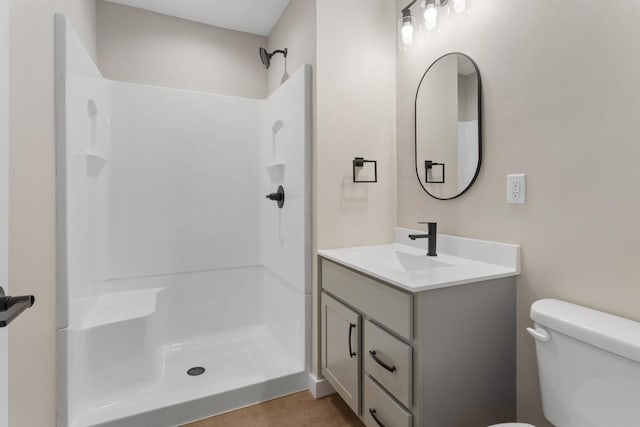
364;375;412;427
364;320;412;408
321;259;413;340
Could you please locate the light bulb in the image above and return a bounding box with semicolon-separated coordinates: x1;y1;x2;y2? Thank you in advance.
452;0;466;13
401;21;414;45
424;4;438;30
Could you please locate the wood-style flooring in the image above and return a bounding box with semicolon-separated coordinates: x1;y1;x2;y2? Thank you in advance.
182;391;364;427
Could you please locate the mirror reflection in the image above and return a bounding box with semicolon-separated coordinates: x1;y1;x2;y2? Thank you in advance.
415;53;481;200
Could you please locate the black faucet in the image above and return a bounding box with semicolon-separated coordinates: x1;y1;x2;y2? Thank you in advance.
408;222;437;257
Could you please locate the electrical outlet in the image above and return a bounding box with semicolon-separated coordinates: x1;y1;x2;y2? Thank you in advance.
507;174;526;204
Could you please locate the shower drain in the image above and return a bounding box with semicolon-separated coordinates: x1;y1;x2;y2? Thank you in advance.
187;367;206;376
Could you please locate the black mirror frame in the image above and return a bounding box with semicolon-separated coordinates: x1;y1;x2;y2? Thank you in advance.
414;52;483;201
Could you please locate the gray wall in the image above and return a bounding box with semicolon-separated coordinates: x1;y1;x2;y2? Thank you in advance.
9;2;97;426
97;1;268;98
396;1;640;425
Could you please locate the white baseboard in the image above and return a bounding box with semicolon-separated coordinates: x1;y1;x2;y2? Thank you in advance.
307;372;335;398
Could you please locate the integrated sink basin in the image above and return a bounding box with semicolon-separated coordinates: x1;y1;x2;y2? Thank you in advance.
362;248;452;272
318;228;520;293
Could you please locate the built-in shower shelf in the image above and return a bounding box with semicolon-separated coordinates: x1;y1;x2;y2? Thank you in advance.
266;162;285;182
85;151;107;175
84;150;107;162
266;161;285;169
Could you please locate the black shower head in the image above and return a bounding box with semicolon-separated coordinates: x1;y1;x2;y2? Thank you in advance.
259;47;288;69
259;47;271;68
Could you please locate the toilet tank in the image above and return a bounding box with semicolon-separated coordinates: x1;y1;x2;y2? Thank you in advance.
530;299;640;427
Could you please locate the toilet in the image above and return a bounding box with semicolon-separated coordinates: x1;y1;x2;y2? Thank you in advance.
490;298;640;427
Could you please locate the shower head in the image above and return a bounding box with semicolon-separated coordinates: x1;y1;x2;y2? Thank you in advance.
259;47;288;69
259;47;270;68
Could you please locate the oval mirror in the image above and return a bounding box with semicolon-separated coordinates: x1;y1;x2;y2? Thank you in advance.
415;52;482;200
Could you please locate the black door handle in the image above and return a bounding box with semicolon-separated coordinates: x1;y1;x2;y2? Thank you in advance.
348;323;356;358
0;286;35;328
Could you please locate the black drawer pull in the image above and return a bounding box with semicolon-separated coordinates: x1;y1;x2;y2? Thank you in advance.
369;408;386;427
369;350;396;373
348;323;356;358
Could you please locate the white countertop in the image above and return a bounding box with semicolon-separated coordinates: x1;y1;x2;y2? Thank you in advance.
318;228;520;293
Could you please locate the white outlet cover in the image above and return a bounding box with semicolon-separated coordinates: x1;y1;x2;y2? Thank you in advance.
507;174;526;204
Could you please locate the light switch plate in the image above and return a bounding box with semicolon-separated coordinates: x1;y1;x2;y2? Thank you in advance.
507;174;526;204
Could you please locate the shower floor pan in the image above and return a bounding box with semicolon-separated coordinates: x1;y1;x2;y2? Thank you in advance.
71;324;306;427
65;267;307;427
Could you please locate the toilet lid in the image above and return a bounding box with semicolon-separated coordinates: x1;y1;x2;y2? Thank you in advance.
488;424;536;427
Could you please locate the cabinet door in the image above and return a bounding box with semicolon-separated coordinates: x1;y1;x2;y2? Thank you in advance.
321;293;361;414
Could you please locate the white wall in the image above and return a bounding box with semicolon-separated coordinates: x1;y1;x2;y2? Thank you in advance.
97;0;268;99
259;65;312;294
55;17;109;425
108;82;261;279
9;2;97;426
107;71;312;286
60;17;111;327
396;1;640;424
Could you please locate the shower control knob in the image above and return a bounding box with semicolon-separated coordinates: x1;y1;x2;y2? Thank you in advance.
265;185;285;209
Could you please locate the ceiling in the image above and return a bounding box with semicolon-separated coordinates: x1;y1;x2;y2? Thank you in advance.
104;0;291;36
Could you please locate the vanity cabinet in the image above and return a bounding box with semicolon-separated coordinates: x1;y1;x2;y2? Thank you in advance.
320;257;516;427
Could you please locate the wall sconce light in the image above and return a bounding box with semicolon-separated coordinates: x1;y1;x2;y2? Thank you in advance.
452;0;467;14
399;0;470;50
422;1;440;31
399;1;417;51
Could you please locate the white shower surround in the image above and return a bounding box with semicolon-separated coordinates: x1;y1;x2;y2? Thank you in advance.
55;15;311;427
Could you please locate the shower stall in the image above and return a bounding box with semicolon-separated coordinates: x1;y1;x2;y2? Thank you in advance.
55;16;311;427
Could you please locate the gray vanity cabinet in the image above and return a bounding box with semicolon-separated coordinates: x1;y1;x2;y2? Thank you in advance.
320;257;516;427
